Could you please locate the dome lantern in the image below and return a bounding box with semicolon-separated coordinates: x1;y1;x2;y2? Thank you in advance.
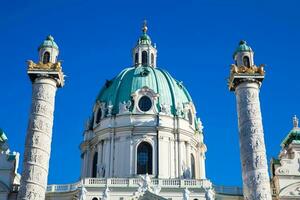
233;40;254;67
133;20;157;68
38;35;59;64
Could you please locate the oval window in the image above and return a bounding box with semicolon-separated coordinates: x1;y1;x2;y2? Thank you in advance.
138;96;152;112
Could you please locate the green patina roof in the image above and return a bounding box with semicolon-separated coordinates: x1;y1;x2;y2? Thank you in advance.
281;128;300;148
138;33;152;45
96;66;193;116
233;40;252;57
272;158;281;165
0;128;8;143
38;35;59;51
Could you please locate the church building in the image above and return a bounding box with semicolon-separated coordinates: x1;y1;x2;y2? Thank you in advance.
0;22;300;200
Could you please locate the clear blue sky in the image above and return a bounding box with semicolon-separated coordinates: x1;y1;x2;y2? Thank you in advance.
1;0;300;187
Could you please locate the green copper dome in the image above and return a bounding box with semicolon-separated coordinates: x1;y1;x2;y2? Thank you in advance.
281;128;300;148
38;35;59;50
233;40;252;57
138;33;152;45
96;66;193;115
281;116;300;147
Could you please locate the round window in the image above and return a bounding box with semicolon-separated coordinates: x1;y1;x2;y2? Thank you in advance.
138;96;152;112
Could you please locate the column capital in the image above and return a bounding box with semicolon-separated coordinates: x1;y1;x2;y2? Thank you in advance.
27;60;65;87
228;64;265;91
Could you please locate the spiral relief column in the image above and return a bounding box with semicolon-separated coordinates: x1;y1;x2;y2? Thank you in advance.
18;36;64;200
228;41;272;200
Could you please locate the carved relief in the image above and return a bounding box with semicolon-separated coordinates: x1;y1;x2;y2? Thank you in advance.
236;84;272;200
20;186;44;200
29;118;52;135
33;84;55;102
250;135;265;151
31;101;54;116
22;166;46;186
18;80;58;200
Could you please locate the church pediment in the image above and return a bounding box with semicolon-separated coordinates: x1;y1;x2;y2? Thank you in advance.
138;191;167;200
280;182;300;197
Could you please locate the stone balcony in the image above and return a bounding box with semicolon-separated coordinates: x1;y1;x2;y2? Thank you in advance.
46;178;243;196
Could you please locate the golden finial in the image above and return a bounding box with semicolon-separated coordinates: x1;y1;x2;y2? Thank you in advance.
142;20;148;34
293;115;299;128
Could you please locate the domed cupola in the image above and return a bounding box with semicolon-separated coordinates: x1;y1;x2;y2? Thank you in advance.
92;22;202;132
38;35;59;64
233;40;254;67
82;23;207;181
133;21;157;68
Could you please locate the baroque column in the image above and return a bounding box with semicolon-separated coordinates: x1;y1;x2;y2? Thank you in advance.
18;35;64;200
228;41;271;200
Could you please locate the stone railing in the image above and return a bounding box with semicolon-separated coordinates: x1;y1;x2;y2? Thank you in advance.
84;178;211;189
213;185;243;196
46;182;80;193
46;178;212;193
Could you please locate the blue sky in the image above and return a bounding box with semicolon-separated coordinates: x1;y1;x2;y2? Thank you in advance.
1;0;300;187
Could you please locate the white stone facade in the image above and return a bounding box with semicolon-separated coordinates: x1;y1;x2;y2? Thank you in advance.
81;113;206;180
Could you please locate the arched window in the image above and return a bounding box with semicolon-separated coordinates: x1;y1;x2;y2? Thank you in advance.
137;142;152;174
243;56;250;67
135;52;139;65
90;115;94;129
151;53;154;66
191;154;195;179
95;108;102;124
92;152;98;178
188;110;193;125
142;51;148;66
43;52;50;64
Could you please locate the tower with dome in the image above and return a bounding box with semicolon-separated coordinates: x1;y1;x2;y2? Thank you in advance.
1;22;300;200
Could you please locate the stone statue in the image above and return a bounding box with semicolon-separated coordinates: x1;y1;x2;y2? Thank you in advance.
183;105;189;120
197;118;204;133
205;187;215;200
160;103;170;115
140;174;152;192
176;103;183;116
183;188;190;200
153;185;161;195
103;186;110;200
79;182;87;200
182;163;191;179
107;101;113;116
119;100;131;114
98;164;106;177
